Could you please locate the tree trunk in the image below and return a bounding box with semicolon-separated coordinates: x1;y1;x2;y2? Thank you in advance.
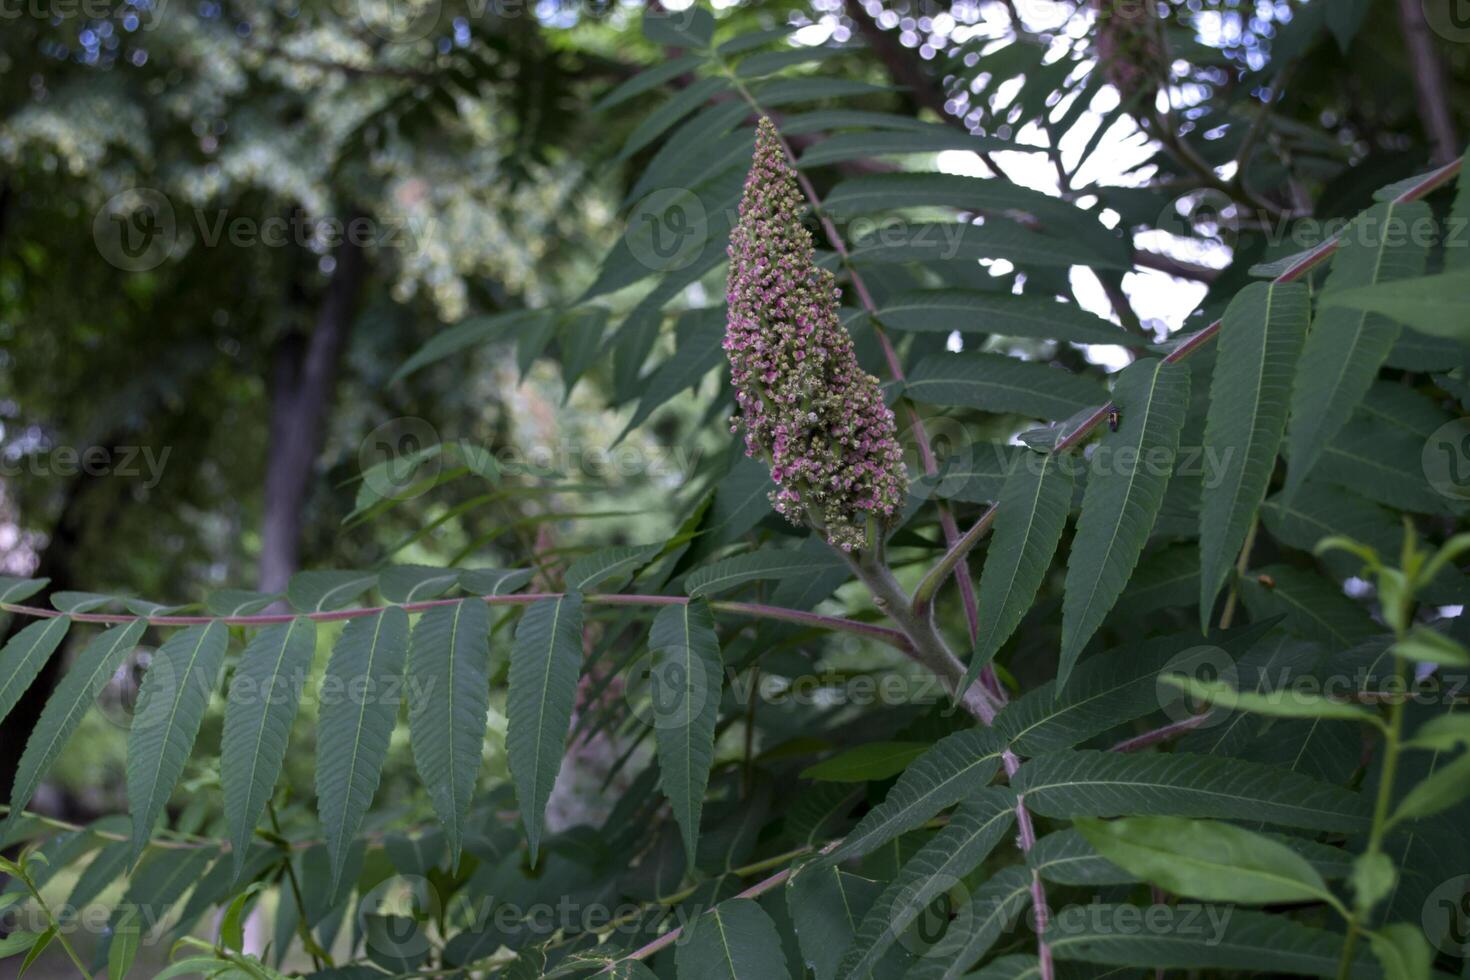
257;220;367;594
1397;0;1461;165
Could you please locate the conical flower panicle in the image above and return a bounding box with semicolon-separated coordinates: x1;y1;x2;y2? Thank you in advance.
723;118;907;553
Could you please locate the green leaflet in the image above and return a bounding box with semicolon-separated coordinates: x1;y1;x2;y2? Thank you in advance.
905;352;1109;422
963;451;1073;691
1239;564;1377;648
1048;905;1378;977
798;131;1009;168
1014;750;1370;833
904;865;1033;980
286;570;377;612
684;546;844;597
0;576;48;604
874;289;1146;347
844;219;1115;270
617;307;728;440
317;607;410;891
507;594;584;866
1320;270;1470;343
649;599;723;866
377;565;462;603
836;788;1017;979
221;617;318;879
392;310;546;384
0;616;72;728
675;897;792;980
1075;816;1335;907
801;742;929;783
616;76;728;161
1059;358;1191;686
126;620;230;861
829;729;1005;864
786;863;889;980
594;53;706;111
1198;281;1311;627
1;620;145;842
408;599;491;871
564;544;661;592
1282;200;1432;496
1029;829;1133;886
100;846;217;966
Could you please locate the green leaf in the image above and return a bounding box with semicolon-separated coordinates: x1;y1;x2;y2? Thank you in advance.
1075;816;1336;906
649;599;723;867
905;865;1033;980
286;570;377;612
205;590;281;617
378;566;461;603
1198;281;1311;625
684;547;844;597
906;352;1109;422
408;599;491;871
595;54;706;111
221;617;318;879
1370;922;1434;980
829;729;1005;863
1239;564;1377;648
1321;270;1470;343
127;620;230;861
875;290;1144;347
799;131;1010;168
1060;358;1191;685
1029;829;1133;886
19;926;55;975
845;218;1122;269
1048;904;1376;976
0;576;48;604
0;617;72;728
675;898;793;980
800;742;930;783
617;76;728;161
564;544;661;592
1;620;145;841
458;568;532;596
1392;627;1470;666
1389;752;1470;827
837;788;1017;978
778;109;943;134
643;6;714;48
618;307;727;440
108;920;140;980
964;451;1073;690
1015;750;1370;832
1164;676;1379;724
392;310;546;384
786;863;885;980
316;608;409;891
507;594;584;866
735;46;849;79
1282;200;1432;496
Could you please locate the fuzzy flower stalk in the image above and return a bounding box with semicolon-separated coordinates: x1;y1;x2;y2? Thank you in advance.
724;118;907;553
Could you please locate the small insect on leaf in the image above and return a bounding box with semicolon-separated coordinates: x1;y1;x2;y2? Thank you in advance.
1107;407;1121;432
